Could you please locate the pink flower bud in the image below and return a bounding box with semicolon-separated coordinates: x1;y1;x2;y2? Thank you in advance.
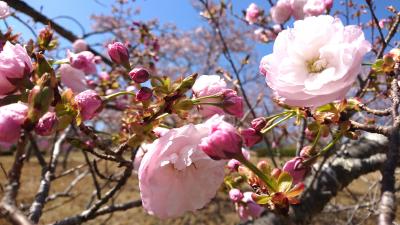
304;0;327;16
68;50;97;75
229;188;244;202
245;3;260;24
72;39;88;53
227;159;241;172
35;111;58;136
0;1;9;19
136;87;152;101
200;120;243;160
240;128;262;147
74;90;103;121
0;103;28;144
270;0;292;24
251;117;267;131
0;42;33;95
222;89;244;118
324;0;333;10
129;67;150;83
107;42;129;66
282;157;308;185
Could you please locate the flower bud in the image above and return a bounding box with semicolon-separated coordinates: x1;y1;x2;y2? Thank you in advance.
282;157;308;185
240;128;262;147
72;39;88;53
200;120;243;160
74;90;103;121
68;50;97;75
0;103;28;144
38;26;54;50
299;145;318;159
136;87;153;102
107;42;130;68
251;117;267;131
35;111;58;136
227;159;241;172
271;168;282;179
222;89;244;118
0;1;10;19
129;67;150;83
229;188;244;202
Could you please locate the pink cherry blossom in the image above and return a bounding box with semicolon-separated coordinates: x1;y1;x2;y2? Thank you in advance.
72;39;88;53
0;42;33;95
74;90;103;120
270;0;292;24
245;3;260;25
240;128;262;147
0;103;28;144
68;50;97;75
259;15;371;107
192;75;226;117
59;64;88;93
222;89;244;118
138;117;226;219
229;189;244;202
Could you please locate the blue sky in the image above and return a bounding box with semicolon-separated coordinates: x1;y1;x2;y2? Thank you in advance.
5;0;400;61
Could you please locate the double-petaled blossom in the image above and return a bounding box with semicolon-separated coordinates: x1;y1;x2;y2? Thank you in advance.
34;111;58;136
260;15;371;107
72;39;88;53
0;42;33;96
138;116;226;219
74;90;103;121
303;0;333;16
192;75;226;117
59;64;88;93
199;117;243;160
68;50;97;75
0;1;10;19
245;3;261;24
0;103;28;144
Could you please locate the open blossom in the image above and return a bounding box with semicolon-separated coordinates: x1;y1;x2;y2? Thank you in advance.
199;117;242;160
72;39;88;53
68;50;97;75
138;116;226;219
260;15;371;107
59;64;88;93
0;42;33;95
74;90;103;120
0;103;28;144
245;3;260;24
303;0;330;16
192;75;226;117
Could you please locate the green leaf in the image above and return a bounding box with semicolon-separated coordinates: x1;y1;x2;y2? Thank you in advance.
253;194;271;205
371;59;384;73
277;171;293;193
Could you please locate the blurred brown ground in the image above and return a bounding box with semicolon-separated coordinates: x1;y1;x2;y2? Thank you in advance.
0;152;399;225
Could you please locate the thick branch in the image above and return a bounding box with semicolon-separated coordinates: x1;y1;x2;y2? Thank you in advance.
4;0;113;66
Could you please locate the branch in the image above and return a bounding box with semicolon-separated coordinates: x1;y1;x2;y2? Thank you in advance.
0;201;33;225
4;0;113;66
28;129;69;223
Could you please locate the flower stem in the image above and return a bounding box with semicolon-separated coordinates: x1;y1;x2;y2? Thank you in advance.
261;112;295;134
104;91;135;101
235;154;278;193
303;132;343;166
